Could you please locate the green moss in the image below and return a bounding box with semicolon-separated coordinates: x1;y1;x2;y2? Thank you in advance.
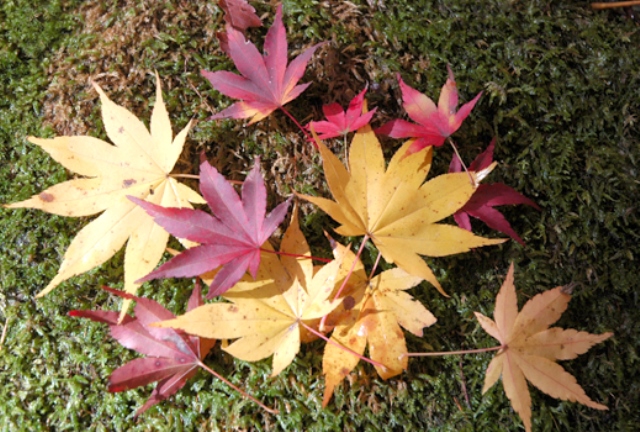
1;0;638;430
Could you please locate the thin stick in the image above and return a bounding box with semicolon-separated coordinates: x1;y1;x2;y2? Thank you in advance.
448;138;475;186
300;321;388;372
401;345;504;359
0;318;9;350
260;247;332;263
280;106;315;145
197;361;279;414
592;1;640;9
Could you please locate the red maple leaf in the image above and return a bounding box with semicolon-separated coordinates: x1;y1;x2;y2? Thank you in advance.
203;4;322;124
377;66;482;155
219;0;262;32
306;87;377;140
450;139;540;245
69;283;216;416
131;159;291;298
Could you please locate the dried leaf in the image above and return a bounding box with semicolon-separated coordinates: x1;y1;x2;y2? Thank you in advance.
475;263;613;432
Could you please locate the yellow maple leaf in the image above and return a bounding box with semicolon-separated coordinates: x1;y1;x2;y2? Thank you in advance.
5;73;204;316
153;208;343;377
321;240;436;406
474;263;613;432
297;125;505;295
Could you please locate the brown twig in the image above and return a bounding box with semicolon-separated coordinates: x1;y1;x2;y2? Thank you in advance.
591;1;640;9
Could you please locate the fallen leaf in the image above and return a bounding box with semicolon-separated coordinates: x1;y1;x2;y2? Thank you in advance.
5;73;203;317
377;66;482;155
69;283;216;416
474;263;612;432
322;239;436;406
152;207;343;376
132;158;291;299
450;139;540;245
297;125;505;295
202;4;322;124
219;0;262;31
307;87;377;140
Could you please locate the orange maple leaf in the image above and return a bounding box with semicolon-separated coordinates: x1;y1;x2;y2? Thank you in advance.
474;263;613;432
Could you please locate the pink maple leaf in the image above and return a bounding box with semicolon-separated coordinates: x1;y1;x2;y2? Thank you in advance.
306;87;377;140
131;159;291;298
69;283;216;416
202;4;322;124
450;139;540;245
219;0;262;32
377;66;482;155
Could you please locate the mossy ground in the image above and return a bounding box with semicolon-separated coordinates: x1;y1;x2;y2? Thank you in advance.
0;0;638;430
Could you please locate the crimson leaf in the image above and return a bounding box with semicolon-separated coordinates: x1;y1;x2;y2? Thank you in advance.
131;159;291;298
450;139;540;245
69;283;216;416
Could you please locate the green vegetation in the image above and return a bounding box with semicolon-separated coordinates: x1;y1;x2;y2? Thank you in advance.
1;0;638;430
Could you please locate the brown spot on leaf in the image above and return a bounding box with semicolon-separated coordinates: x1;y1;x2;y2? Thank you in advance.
123;179;137;188
228;305;239;313
39;192;55;202
118;126;124;133
343;295;356;310
341;367;350;377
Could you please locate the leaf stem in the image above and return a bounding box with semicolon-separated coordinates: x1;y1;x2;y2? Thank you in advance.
260;248;332;263
332;235;369;301
367;250;382;281
401;345;504;359
300;321;388;372
197;361;279;414
448;138;475;186
169;173;200;180
280;106;315;146
319;236;370;332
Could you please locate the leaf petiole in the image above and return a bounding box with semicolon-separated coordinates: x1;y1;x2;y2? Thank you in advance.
260;248;331;263
448;138;475;186
197;360;279;414
300;321;388;373
280;106;315;145
400;345;504;360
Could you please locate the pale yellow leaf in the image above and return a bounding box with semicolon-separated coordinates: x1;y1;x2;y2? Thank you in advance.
4;74;203;317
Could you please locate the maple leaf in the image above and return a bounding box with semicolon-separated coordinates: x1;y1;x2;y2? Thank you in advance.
377;67;482;156
306;87;377;140
450;139;541;245
131;159;291;299
202;4;322;124
321;239;436;406
474;263;612;432
69;283;216;416
219;0;262;31
4;73;204;317
297;124;505;295
152;207;343;376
